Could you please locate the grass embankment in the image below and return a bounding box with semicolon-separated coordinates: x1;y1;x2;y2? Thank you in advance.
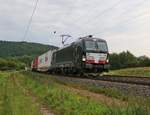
107;67;150;77
88;86;150;109
0;71;149;115
21;72;149;115
0;72;41;115
51;74;150;112
59;76;150;111
19;72;110;114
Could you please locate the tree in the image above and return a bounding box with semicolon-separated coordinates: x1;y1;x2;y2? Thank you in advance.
109;51;149;70
138;56;150;67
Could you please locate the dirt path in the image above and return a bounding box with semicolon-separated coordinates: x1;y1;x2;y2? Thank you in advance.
12;75;54;115
25;90;54;115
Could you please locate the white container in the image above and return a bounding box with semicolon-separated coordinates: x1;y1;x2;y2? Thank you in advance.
37;50;54;72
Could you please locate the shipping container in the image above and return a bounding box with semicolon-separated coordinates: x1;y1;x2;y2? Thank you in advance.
37;50;54;72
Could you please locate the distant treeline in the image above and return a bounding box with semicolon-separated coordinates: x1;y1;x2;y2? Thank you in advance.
0;55;34;71
110;51;150;69
0;40;57;57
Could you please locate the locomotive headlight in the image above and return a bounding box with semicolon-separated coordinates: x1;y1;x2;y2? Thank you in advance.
82;56;86;61
106;59;109;63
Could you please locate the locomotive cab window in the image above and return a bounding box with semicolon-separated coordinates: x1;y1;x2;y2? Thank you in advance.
85;41;97;50
85;40;108;52
97;41;108;52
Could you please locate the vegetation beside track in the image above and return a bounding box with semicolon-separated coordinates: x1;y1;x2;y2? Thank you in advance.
88;86;150;109
22;72;150;115
49;74;150;111
0;71;150;115
20;72;110;114
106;67;150;77
0;72;41;115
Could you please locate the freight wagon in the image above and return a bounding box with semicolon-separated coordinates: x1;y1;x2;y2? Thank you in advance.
31;57;38;71
31;50;55;72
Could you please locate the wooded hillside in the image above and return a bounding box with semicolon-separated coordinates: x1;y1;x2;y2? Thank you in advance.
0;41;57;57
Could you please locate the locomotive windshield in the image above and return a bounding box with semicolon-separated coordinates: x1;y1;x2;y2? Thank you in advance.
85;41;97;50
85;40;108;52
97;41;108;52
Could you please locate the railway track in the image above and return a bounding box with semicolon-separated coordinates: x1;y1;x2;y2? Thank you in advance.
94;75;150;86
49;73;150;96
56;73;150;86
38;70;150;86
31;71;150;96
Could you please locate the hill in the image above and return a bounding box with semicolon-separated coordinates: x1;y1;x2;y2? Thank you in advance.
0;40;57;57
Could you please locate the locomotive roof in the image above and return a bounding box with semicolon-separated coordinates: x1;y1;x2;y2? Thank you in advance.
79;37;106;42
56;37;107;51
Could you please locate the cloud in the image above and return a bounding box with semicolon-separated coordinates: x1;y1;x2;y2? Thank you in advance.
0;0;150;57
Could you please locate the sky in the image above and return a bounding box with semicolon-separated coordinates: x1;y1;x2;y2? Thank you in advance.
0;0;150;57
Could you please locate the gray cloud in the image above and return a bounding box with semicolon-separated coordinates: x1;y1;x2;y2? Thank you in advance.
0;0;150;56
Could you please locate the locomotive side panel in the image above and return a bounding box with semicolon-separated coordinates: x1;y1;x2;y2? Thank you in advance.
54;45;75;67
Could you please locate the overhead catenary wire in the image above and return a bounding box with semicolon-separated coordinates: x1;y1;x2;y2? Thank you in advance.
68;0;123;37
86;0;149;37
49;0;126;41
81;0;122;26
21;0;149;43
54;0;149;41
22;0;39;41
43;0;149;45
116;0;147;17
97;0;148;27
53;0;123;38
93;9;150;37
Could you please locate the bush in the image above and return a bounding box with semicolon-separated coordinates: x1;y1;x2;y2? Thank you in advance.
110;51;150;70
0;58;25;71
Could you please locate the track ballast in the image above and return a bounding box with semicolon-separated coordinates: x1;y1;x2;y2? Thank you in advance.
49;73;150;96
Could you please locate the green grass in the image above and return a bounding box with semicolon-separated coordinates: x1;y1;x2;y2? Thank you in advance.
28;72;150;113
20;72;150;115
88;86;150;108
0;71;149;115
106;67;150;77
0;72;41;115
19;73;109;115
51;75;150;112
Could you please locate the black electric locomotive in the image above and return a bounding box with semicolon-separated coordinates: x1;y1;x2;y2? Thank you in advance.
51;35;109;74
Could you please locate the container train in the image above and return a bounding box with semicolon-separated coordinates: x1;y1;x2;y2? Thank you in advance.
31;35;110;74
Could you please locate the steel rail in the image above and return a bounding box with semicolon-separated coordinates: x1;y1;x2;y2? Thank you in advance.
94;75;150;86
